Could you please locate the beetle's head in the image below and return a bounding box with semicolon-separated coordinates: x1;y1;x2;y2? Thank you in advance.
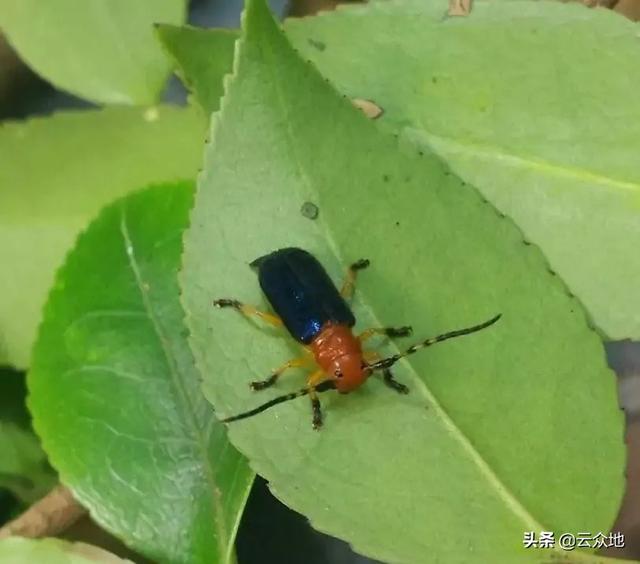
332;353;369;393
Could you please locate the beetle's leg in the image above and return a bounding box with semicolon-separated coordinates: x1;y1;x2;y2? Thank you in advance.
213;298;283;327
250;356;313;391
363;351;410;394
340;258;370;299
363;350;380;363
307;370;330;430
358;326;413;344
382;369;409;394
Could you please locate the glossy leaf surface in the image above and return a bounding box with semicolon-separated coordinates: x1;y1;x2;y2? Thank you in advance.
29;183;252;564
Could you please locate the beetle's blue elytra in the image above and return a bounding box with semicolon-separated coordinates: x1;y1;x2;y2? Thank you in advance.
251;248;355;344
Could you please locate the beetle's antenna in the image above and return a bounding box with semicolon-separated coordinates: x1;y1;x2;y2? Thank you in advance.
366;314;502;372
220;380;336;423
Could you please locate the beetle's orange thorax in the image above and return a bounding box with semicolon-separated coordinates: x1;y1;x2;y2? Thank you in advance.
310;324;366;393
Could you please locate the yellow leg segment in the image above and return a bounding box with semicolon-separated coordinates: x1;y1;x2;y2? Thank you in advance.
340;259;370;299
307;369;329;387
251;356;313;390
363;350;381;363
213;298;283;327
240;304;283;327
358;326;413;344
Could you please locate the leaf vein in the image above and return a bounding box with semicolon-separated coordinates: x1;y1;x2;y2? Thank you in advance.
423;130;640;194
119;206;229;560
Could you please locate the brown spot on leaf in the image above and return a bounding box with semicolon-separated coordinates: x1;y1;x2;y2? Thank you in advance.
351;98;384;120
448;0;473;16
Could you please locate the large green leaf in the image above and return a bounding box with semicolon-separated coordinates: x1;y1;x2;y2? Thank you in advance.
0;369;55;505
180;0;624;562
0;537;131;564
0;0;186;105
29;182;252;564
0;105;205;369
284;0;640;341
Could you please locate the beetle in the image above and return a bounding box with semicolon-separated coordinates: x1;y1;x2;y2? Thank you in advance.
214;247;500;429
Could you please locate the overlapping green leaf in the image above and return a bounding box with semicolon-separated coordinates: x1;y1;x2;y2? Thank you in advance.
156;25;237;115
29;182;252;564
180;1;624;562
0;0;186;104
161;1;640;340
0;537;131;563
0;105;205;369
285;0;640;340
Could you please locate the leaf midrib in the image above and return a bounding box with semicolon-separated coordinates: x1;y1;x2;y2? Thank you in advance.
420;129;640;196
119;207;229;562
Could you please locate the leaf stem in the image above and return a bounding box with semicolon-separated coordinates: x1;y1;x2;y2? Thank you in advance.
0;485;86;539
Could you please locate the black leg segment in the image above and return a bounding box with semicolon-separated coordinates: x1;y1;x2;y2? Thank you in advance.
358;325;413;344
213;298;241;309
384;326;413;338
350;258;370;271
383;369;409;394
311;394;323;430
250;373;279;391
